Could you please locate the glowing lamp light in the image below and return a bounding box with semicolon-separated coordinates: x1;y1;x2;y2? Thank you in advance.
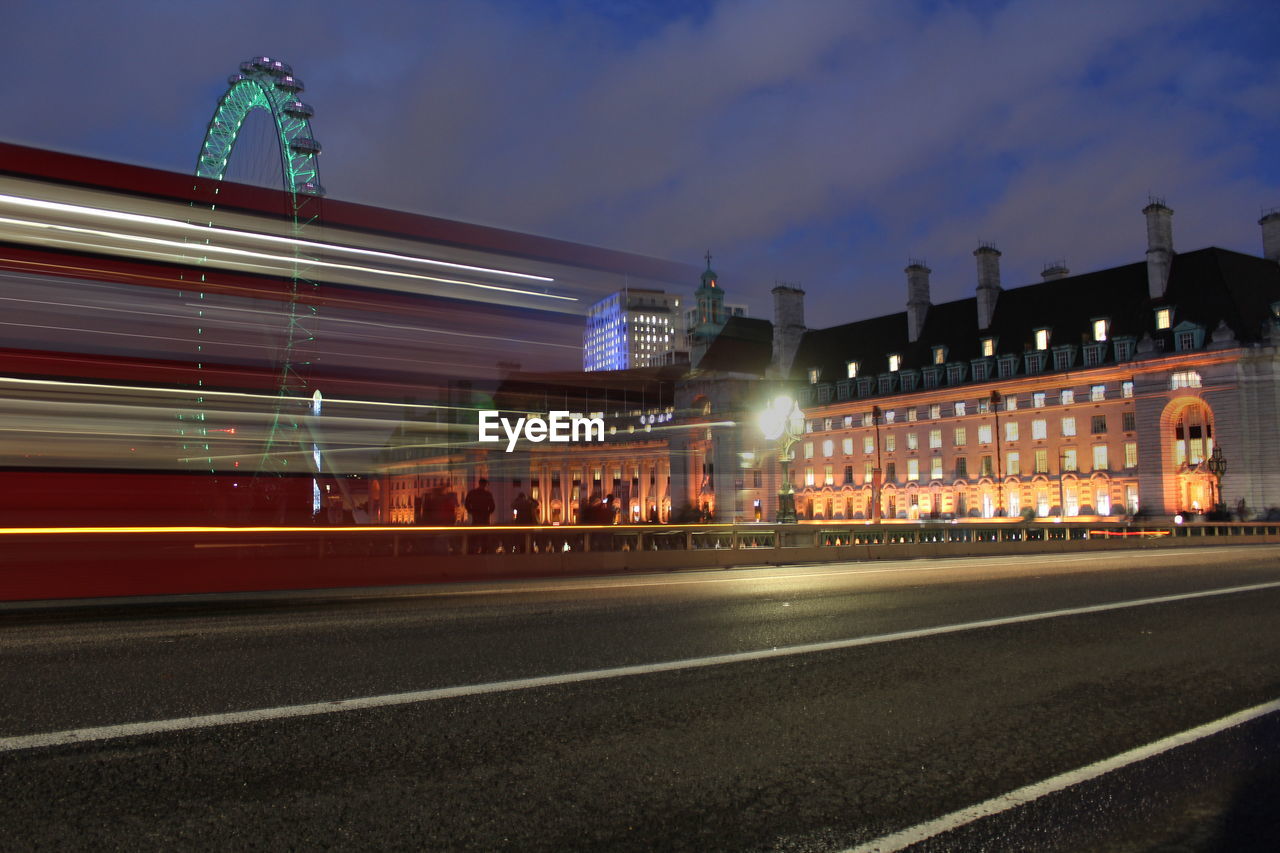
758;395;801;441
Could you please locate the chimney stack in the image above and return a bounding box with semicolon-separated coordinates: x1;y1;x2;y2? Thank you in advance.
1144;198;1174;299
769;285;806;379
1261;208;1280;264
1041;261;1069;281
974;242;1001;330
905;260;931;342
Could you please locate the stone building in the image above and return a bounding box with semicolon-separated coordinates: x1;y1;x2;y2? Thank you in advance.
784;202;1280;520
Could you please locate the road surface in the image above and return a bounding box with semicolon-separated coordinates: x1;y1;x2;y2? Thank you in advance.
2;545;1278;850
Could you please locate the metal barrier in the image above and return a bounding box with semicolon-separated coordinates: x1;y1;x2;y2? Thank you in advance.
3;521;1279;603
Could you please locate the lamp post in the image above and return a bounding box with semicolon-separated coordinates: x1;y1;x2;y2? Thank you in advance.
871;405;883;523
1058;449;1068;519
1206;444;1227;515
990;390;1003;517
758;395;804;524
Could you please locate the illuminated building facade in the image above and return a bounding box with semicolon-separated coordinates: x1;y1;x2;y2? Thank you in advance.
583;288;685;371
783;202;1280;521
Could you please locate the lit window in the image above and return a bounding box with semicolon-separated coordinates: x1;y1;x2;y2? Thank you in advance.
978;425;992;444
929;404;941;419
980;337;994;357
885;410;896;424
1033;392;1046;408
1005;421;1019;441
1091;385;1106;402
1093;319;1109;342
933;346;946;365
846;361;859;379
1060;389;1075;405
1156;308;1171;330
931;457;943;480
808;368;820;384
1034;449;1048;473
1062;448;1078;472
1170;371;1202;390
805;467;815;487
862;413;874;427
824;465;834;486
955;402;967;417
1005;395;1017;411
804;442;814;458
907;459;919;482
885;435;896;452
1093;445;1109;471
1032;419;1047;440
822;439;834;457
863;436;874;454
1006;452;1020;476
906;432;918;450
929;428;942;449
842;438;853;454
1035;328;1050;350
906;408;918;422
954;427;967;446
889;354;901;372
1062;417;1076;437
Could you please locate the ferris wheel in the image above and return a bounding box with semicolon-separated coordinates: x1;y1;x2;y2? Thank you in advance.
192;56;327;516
196;56;324;196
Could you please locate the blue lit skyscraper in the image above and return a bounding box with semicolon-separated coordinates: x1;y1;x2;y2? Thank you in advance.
583;288;685;371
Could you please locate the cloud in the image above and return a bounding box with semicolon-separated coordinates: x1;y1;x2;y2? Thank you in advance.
0;0;1276;327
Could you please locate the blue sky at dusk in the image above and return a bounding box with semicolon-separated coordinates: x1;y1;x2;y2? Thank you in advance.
1;0;1277;323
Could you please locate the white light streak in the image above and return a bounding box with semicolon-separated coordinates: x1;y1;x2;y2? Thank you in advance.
0;193;554;282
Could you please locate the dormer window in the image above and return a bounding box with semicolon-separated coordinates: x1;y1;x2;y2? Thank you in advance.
1155;308;1172;330
846;361;859;379
1034;328;1050;351
932;346;947;365
1092;318;1109;342
889;354;901;372
808;368;820;384
980;337;995;357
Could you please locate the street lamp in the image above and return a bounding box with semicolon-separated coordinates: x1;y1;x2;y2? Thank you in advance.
990;390;1003;517
871;405;883;522
758;395;804;523
1206;444;1227;514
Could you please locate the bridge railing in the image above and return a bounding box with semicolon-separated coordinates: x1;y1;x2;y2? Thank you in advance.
2;521;1278;603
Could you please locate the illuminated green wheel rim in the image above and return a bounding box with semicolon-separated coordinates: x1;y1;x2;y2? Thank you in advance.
196;56;324;196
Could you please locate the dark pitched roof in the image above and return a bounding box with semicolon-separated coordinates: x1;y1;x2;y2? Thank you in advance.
696;315;774;375
789;247;1280;384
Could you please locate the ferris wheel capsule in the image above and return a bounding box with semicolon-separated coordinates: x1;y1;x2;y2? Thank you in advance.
227;72;249;85
283;100;314;119
275;75;304;93
289;137;321;155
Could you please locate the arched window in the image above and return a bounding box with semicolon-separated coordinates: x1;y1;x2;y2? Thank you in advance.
1173;402;1213;467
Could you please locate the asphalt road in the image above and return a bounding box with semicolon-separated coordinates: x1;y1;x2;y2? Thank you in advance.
2;545;1279;851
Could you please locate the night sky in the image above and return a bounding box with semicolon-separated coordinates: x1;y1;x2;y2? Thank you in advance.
2;0;1277;324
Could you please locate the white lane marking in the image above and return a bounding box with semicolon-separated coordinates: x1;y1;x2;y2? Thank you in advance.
843;697;1280;853
3;579;1279;754
409;545;1280;598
